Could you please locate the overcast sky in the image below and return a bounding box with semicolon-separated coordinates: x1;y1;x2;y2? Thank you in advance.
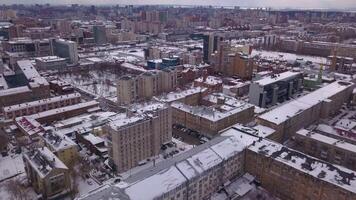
2;0;356;9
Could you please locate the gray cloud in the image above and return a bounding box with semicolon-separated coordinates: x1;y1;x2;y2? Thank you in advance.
2;0;356;9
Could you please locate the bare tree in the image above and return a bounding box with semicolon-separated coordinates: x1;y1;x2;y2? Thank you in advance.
5;179;30;200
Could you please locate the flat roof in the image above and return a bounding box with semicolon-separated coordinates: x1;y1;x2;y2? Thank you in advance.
258;81;354;125
296;129;356;153
78;129;259;200
253;71;301;86
249;139;356;193
3;93;81;112
172;101;253;122
0;86;31;97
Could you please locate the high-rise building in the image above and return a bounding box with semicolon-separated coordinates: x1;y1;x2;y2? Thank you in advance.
231;52;253;79
117;75;137;105
202;33;222;63
104;102;172;173
93;25;107;44
52;39;78;64
117;69;177;105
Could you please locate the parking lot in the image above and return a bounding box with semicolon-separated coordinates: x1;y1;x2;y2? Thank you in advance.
172;124;210;146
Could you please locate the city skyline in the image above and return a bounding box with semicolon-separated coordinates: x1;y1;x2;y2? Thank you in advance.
2;0;356;9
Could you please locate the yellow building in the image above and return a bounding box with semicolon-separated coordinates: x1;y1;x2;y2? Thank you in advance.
42;130;78;167
23;147;72;199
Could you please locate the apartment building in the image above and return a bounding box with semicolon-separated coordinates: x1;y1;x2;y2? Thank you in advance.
293;129;356;171
172;93;254;137
248;71;303;108
193;75;223;93
155;86;208;106
257;81;354;142
211;42;253;79
77;127;258;200
42;129;78;167
23;147;72;199
0;60;50;108
104;102;171;173
117;69;177;105
2;93;81;119
246;139;356;200
26;100;100;124
230;52;253;79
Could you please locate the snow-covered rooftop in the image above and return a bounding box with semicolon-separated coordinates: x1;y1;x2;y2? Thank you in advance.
258;81;354;125
155;87;207;103
77;128;259;200
129;101;167;114
232;124;275;138
0;86;31;97
27;100;99;120
3;93;81;112
195;76;222;86
253;71;301;86
42;128;78;152
296;129;356;153
24;147;68;178
249;139;356;193
171;100;252;122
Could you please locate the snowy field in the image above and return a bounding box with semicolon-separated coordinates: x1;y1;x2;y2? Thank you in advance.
252;50;328;64
0;154;24;181
58;70;119;98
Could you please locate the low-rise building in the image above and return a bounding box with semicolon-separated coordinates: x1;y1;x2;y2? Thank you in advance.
23;147;71;199
193;75;223;93
0;60;50;108
294;129;356;171
246;138;356;200
27;100;100;124
172;94;254;137
42;129;78;167
257;81;354;142
154;86;208;105
2;93;81;119
76;132;108;158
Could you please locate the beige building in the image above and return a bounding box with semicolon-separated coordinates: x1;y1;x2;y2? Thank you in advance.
117;69;177;105
2;93;81;119
231;52;253;80
104;102;172;173
171;94;254;137
42;129;78;167
23;147;72;199
77;127;258;200
155;86;208;106
246;139;356;200
117;75;137;105
0;60;50;108
293;129;356;171
257;81;354;143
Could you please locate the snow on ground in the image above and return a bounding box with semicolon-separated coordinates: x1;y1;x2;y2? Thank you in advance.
172;138;194;152
252;49;328;64
0;174;37;200
0;154;25;181
76;176;100;196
